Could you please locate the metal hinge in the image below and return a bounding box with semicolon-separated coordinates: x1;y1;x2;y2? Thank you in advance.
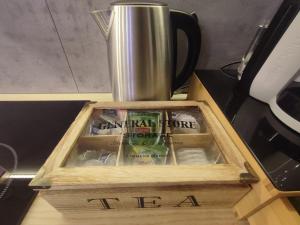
240;162;259;184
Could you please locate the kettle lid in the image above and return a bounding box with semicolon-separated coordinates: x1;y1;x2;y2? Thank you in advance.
111;1;167;6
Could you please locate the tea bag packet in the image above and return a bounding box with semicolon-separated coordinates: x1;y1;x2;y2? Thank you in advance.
89;109;126;135
176;148;210;165
170;108;204;134
125;110;169;165
127;111;163;145
77;149;117;166
125;140;169;165
176;147;223;165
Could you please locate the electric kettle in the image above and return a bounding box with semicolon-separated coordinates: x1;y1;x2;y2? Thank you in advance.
91;1;201;101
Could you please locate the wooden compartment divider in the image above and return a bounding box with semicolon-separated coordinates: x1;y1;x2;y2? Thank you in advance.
168;134;177;165
165;110;177;165
116;134;124;167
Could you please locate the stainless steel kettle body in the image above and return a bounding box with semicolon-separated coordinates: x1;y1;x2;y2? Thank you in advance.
91;2;201;101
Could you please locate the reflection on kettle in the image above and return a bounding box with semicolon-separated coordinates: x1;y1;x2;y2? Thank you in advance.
91;1;201;101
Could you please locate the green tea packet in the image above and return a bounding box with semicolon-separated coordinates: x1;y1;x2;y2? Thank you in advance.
127;111;162;145
125;110;169;165
125;141;168;165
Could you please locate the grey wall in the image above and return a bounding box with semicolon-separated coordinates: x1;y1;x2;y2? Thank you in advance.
0;0;282;93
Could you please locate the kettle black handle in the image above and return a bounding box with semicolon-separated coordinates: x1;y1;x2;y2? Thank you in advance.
170;10;201;92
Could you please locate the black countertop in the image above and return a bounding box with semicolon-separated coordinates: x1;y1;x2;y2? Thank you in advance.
196;70;300;211
0;101;86;225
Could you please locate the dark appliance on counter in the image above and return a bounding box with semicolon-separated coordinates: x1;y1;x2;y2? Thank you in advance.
232;0;300;133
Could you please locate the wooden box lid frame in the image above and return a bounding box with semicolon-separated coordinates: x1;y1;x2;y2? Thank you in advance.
30;101;257;190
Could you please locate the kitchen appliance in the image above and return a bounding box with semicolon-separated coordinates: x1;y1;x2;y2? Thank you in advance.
269;71;300;133
237;0;300;133
91;1;201;101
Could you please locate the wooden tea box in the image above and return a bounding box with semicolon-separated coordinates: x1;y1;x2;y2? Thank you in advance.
30;101;257;224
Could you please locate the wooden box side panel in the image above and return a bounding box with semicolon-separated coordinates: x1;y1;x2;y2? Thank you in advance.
21;196;249;225
40;185;250;211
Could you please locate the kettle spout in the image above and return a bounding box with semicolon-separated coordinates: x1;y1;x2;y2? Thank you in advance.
90;9;113;40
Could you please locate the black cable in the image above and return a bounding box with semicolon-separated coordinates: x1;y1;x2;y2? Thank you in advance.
0;143;18;199
220;61;241;70
220;61;241;79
